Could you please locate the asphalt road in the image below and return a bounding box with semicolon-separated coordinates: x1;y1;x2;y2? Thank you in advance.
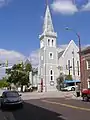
0;98;90;120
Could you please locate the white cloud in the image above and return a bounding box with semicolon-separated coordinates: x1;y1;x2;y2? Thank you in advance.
51;0;78;15
0;49;26;78
0;49;25;63
81;0;90;11
81;44;90;49
0;0;12;8
58;44;68;49
29;50;39;68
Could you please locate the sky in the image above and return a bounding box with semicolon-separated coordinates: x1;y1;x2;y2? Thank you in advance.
0;0;90;55
0;0;90;73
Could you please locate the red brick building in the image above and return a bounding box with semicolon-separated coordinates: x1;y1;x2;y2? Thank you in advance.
81;46;90;89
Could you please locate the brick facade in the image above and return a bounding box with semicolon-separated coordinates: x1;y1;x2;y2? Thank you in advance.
81;47;90;89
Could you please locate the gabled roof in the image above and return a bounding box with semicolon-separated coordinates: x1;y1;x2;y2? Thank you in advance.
62;40;79;57
24;59;30;65
58;40;79;59
58;50;64;59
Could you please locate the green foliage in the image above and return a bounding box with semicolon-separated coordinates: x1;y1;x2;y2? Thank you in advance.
0;77;9;88
57;73;64;85
6;68;11;75
6;62;32;86
65;74;73;80
25;63;32;72
56;73;64;90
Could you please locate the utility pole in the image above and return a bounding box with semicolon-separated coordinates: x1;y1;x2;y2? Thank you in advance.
78;34;82;90
72;49;77;92
72;49;75;78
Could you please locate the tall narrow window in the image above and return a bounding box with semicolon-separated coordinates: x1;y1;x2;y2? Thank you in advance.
48;39;50;46
68;60;71;75
52;40;54;46
51;70;53;75
77;61;79;75
73;58;75;76
68;60;70;68
87;60;90;69
51;76;53;80
50;70;54;81
41;56;43;60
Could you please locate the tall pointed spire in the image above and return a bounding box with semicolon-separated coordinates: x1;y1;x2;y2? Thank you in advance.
43;1;54;33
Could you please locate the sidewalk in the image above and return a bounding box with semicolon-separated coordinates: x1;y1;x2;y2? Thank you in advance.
0;89;82;100
21;91;82;100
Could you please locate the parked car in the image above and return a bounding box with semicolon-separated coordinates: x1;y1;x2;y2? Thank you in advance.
0;90;23;109
81;88;90;101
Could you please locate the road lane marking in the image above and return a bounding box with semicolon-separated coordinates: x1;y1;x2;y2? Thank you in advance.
59;115;67;119
42;100;90;112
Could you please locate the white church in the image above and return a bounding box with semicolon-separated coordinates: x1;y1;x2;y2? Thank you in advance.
37;4;80;92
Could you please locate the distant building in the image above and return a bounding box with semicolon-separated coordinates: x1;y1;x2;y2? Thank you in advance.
24;59;31;65
81;46;90;89
24;59;38;87
38;4;80;92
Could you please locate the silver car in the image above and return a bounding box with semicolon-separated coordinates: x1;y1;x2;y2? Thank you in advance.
0;90;23;109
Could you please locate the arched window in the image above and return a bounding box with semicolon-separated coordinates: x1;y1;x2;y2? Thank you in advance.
50;70;52;75
77;61;79;75
49;52;53;59
50;69;54;81
52;40;54;46
48;39;50;46
51;76;53;81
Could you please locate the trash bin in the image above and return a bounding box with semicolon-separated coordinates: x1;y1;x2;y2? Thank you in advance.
76;92;80;97
76;83;81;97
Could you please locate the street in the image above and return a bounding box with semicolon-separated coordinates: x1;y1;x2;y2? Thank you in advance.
0;98;90;120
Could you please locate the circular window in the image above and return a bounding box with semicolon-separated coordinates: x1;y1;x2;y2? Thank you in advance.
50;81;54;86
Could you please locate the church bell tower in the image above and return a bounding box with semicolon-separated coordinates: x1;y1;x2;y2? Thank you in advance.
38;1;58;92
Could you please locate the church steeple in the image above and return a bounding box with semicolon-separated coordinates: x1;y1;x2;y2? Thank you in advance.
39;0;57;39
38;1;58;92
43;3;54;33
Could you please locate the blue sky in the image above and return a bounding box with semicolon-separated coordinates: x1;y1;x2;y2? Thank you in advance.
0;0;90;56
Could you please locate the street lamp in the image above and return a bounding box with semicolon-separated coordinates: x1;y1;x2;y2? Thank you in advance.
65;27;82;90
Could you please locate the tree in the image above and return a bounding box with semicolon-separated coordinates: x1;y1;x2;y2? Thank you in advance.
0;77;9;88
56;73;64;90
65;74;73;80
5;62;32;88
25;63;32;72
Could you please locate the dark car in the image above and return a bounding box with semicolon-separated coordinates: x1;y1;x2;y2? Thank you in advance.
0;90;23;109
